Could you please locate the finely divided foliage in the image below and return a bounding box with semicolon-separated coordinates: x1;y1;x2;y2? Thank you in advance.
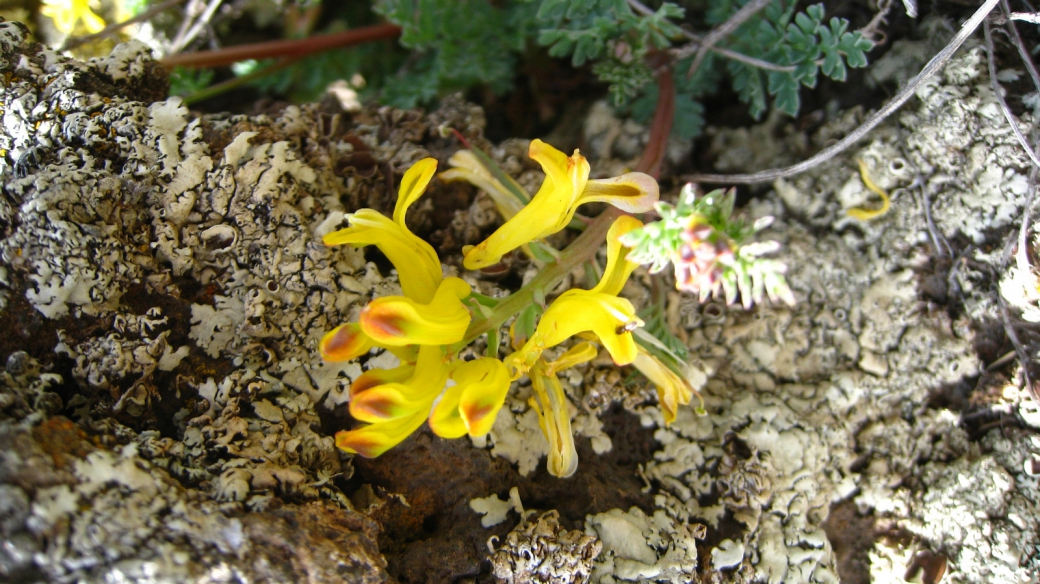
373;0;871;126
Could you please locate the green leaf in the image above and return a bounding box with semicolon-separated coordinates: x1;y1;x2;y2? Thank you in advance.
486;328;500;358
794;11;817;37
512;303;543;347
729;61;767;120
805;3;825;24
770;74;800;116
822;50;846;81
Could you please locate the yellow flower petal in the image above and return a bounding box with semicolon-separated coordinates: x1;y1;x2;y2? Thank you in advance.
42;0;104;34
631;350;693;425
427;384;468;439
544;342;598;376
429;357;510;439
505;290;641;379
319;323;374;362
393;158;438;226
456;358;511;437
590;216;642;297
579;173;658;213
349;345;449;422
80;2;105;33
530;362;578;478
439;151;525;219
359;277;471;346
324;209;442;303
463;140;590;270
335;408;430;458
350;363;415;397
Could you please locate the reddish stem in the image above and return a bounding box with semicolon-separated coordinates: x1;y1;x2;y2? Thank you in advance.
636;59;675;178
161;23;402;69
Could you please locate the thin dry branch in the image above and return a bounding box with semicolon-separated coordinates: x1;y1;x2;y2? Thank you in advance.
60;0;185;52
1000;0;1040;95
169;0;223;55
684;0;1002;185
983;20;1040;169
681;0;772;79
627;0;795;73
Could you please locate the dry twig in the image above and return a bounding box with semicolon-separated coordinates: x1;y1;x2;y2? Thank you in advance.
983;20;1040;169
60;0;184;52
627;0;795;73
678;0;772;79
169;0;223;55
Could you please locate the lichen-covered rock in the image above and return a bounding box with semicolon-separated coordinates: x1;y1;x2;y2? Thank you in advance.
478;46;1040;584
2;15;1039;584
0;353;387;583
0;19;496;583
491;510;602;584
584;507;702;583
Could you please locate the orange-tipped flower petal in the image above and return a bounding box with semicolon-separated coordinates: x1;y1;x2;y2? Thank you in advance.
429;358;511;439
349;345;450;423
350;363;415;398
335;408;430;458
463;140;590;269
631;350;694;425
530;362;578;478
320;323;374;362
360;277;471;346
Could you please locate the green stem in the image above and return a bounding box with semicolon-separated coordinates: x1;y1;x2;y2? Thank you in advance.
454;207;623;349
182;57;301;106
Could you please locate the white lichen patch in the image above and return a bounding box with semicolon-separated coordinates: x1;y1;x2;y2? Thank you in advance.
584;507;702;582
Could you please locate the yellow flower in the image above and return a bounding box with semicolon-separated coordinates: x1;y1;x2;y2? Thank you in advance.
631;350;694;425
359;277;471;346
320;158;472;363
320;157;491;457
324;158;442;303
428;358;511;439
527;343;597;478
41;0;105;34
335;345;451;457
338;349;512;457
504;216;645;379
348;345;450;423
463;140;658;270
318;322;372;363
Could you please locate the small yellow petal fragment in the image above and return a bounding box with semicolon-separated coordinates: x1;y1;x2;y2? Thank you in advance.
847;158;891;221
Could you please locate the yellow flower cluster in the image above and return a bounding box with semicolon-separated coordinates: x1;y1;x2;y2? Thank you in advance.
319;140;695;476
41;0;106;35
